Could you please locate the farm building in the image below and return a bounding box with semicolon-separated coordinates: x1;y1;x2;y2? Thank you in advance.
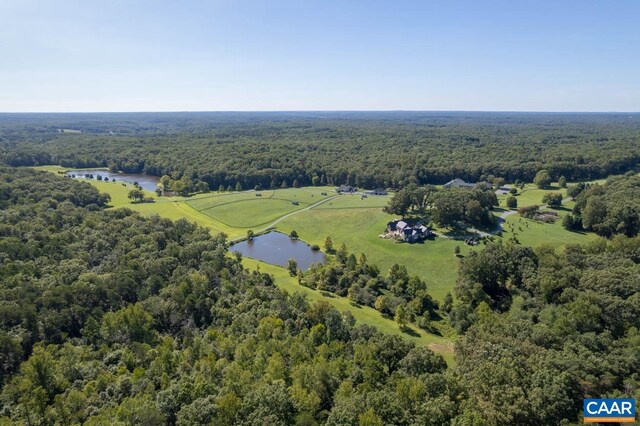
336;184;357;193
443;178;492;190
366;188;388;195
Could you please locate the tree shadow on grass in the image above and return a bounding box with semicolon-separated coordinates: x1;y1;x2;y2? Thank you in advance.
551;206;572;212
566;228;590;235
439;225;471;238
400;326;421;337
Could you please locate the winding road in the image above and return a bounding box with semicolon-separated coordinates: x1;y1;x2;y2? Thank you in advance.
464;195;574;239
465;209;517;238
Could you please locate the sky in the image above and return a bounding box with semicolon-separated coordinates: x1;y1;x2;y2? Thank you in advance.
1;0;639;112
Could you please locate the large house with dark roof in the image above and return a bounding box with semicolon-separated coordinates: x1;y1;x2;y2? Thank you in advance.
386;219;432;243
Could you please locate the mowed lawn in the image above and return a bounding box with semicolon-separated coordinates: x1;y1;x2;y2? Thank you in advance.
315;193;391;209
495;182;599;246
497;183;567;208
187;187;334;228
501;207;599;247
201;198;301;228
277;207;479;301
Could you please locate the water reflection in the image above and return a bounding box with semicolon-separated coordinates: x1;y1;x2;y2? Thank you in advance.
231;231;327;271
67;170;160;191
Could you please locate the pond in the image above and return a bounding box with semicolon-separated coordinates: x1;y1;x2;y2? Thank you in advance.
67;169;160;191
231;231;327;271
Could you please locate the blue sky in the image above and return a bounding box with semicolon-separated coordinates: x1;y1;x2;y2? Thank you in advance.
1;0;639;112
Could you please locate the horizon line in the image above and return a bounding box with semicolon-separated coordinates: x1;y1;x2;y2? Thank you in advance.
1;109;639;115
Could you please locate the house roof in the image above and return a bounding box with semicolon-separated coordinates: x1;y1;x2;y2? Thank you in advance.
444;178;476;188
337;184;356;191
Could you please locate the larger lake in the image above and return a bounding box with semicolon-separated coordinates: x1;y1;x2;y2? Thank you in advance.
67;169;160;191
231;231;327;271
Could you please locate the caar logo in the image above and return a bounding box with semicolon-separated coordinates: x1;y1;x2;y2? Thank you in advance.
583;398;635;423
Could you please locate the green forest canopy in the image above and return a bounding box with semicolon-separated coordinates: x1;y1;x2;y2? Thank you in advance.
0;167;638;425
1;112;639;190
567;172;640;237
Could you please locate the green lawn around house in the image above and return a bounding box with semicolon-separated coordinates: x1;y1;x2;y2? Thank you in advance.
276;207;476;301
496;183;566;208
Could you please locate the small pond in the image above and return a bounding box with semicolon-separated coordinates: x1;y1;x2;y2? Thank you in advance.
67;169;160;191
231;231;326;271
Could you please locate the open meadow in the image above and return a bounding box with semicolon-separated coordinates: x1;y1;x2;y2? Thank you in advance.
35;166;602;301
187;187;333;228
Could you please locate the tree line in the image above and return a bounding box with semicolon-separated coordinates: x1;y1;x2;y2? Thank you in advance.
2;112;639;191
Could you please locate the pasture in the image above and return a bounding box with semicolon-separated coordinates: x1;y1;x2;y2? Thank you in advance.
33;165;603;307
187;187;332;228
314;193;390;209
501;184;566;208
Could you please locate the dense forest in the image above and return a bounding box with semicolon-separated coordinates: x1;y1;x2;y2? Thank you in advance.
1;112;639;189
1;168;638;424
564;172;640;237
1;168;453;425
449;239;639;424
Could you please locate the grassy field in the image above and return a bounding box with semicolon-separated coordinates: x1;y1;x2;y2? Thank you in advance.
501;206;599;247
277;208;475;301
314;193;390;209
187;187;332;228
202;198;299;228
34;166;249;237
497;183;565;208
32;165;605;359
35;166;601;302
